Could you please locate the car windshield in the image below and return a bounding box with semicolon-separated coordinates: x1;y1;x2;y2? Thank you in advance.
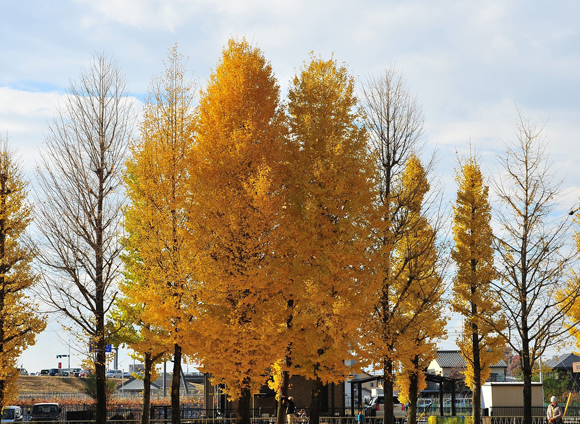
33;405;58;415
2;410;15;419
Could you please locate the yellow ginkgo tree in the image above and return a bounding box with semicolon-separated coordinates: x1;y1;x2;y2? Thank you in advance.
122;46;196;424
0;138;46;411
282;54;376;424
188;38;288;424
451;155;505;424
392;156;446;424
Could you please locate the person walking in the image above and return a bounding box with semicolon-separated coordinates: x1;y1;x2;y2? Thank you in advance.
358;410;366;424
547;396;563;424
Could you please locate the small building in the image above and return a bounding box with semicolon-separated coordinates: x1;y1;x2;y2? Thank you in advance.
481;382;544;417
428;350;508;383
204;374;345;418
116;377;162;396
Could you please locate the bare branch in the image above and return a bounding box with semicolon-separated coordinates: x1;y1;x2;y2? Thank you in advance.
34;53;134;424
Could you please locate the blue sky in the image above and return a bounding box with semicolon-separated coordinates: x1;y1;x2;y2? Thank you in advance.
3;0;580;373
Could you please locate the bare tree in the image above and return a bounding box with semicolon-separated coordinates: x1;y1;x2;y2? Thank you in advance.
35;54;133;424
360;67;443;424
491;111;580;424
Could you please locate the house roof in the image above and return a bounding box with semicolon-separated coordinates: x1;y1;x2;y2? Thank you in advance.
545;353;580;370
433;350;507;369
117;377;161;391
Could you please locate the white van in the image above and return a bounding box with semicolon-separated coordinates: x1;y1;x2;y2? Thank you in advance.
365;395;406;419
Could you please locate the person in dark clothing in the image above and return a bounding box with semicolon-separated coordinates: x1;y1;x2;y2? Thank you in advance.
282;396;296;424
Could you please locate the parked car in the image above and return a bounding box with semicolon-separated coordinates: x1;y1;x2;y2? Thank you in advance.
39;369;50;376
30;403;60;422
1;406;23;423
16;368;28;376
106;369;123;378
70;368;83;377
365;395;406;419
78;369;91;377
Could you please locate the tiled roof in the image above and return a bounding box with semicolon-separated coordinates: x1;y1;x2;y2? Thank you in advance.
435;350;465;368
545;353;580;370
434;350;507;369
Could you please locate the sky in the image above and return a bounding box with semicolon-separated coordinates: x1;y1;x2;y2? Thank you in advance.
2;0;580;373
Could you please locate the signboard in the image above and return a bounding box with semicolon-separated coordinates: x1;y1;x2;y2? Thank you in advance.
89;343;113;353
573;362;580;373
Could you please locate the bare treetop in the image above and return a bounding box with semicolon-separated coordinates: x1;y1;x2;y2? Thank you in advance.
35;53;134;424
361;66;425;201
491;110;580;424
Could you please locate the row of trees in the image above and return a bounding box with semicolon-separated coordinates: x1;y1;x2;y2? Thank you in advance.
2;39;580;424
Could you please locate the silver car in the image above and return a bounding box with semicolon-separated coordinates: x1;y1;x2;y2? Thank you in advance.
1;406;23;423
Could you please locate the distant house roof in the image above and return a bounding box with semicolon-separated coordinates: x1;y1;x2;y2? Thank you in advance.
545;353;580;371
117;377;161;392
432;350;508;369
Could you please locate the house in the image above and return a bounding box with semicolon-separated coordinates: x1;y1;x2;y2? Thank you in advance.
116;374;201;397
428;350;508;383
115;377;162;396
545;352;580;390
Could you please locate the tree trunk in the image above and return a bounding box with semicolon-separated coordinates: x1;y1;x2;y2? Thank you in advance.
383;359;395;424
472;331;481;424
277;369;290;424
95;327;107;424
310;377;324;424
171;344;182;424
407;358;419;424
471;288;481;424
238;385;252;424
522;356;533;424
277;300;294;424
141;352;153;424
0;379;5;413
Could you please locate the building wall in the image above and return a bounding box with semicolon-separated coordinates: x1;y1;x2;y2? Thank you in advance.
481;382;544;408
204;374;345;417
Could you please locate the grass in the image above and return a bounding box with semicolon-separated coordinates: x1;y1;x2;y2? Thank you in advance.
17;375;121;393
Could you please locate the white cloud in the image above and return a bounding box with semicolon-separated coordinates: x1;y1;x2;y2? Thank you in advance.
3;0;580;367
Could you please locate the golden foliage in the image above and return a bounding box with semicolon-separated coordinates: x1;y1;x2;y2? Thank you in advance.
0;141;47;409
121;46;196;360
392;156;446;406
189;38;288;399
451;156;505;402
282;54;376;384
